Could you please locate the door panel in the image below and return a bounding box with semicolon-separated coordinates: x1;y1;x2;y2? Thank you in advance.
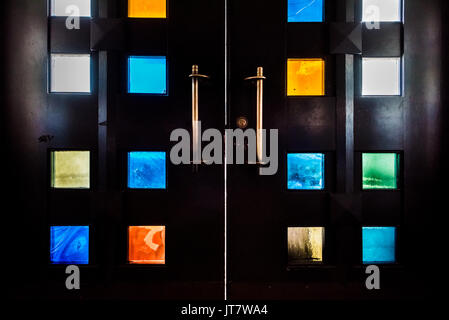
2;0;445;303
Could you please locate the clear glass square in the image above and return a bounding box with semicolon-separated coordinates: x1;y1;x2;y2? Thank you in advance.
51;0;91;17
362;0;401;22
362;57;401;96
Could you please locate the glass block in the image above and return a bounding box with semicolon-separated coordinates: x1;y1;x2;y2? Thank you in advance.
362;0;401;22
288;227;324;264
51;0;91;17
363;227;396;264
128;226;166;264
128;56;167;94
51;151;90;189
128;0;166;18
362;153;399;189
288;153;325;190
128;151;166;189
287;59;325;96
50;226;89;264
288;0;324;22
362;57;401;96
50;54;91;93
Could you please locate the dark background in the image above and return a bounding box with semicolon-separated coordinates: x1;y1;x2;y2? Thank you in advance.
1;0;448;305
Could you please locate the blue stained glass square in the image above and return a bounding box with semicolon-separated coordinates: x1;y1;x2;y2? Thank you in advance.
50;226;89;264
288;153;325;190
288;0;324;22
363;227;396;264
128;151;166;189
128;56;167;94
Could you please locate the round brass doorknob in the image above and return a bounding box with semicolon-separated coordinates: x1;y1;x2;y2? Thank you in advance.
236;116;248;129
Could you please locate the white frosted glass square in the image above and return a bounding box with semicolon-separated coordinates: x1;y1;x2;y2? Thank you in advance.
51;54;91;93
362;0;401;22
51;0;91;17
362;57;401;96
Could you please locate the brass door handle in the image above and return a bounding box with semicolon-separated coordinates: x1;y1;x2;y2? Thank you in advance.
245;67;266;164
189;65;209;167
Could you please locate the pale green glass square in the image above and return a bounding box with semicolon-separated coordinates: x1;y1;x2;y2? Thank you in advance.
362;153;399;190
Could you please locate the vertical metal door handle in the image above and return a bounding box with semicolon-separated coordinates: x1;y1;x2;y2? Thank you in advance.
245;67;266;163
189;65;209;167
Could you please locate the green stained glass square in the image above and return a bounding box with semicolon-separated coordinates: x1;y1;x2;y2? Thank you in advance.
362;153;399;190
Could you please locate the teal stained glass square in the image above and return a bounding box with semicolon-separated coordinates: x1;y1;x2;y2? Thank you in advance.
288;0;324;22
128;56;167;94
363;227;396;264
362;153;399;189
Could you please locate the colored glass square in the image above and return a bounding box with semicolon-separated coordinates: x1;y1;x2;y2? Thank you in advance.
363;227;396;264
128;151;166;189
128;226;166;264
362;0;401;22
51;0;91;17
51;54;91;93
288;0;324;22
128;0;167;18
288;227;324;264
362;153;399;189
51;151;90;189
288;153;325;190
362;57;401;96
50;226;89;264
287;59;325;96
128;56;167;94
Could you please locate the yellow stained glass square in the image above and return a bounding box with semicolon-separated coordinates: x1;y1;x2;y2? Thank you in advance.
128;0;166;18
287;58;325;96
51;151;90;189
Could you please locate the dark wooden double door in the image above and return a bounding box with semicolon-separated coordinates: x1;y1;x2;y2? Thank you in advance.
4;0;445;301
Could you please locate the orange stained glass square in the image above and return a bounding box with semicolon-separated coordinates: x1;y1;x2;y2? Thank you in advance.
287;59;325;96
128;0;166;18
128;226;166;264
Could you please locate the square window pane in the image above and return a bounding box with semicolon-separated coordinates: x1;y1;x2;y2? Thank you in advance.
362;57;401;96
128;0;166;18
288;227;324;264
51;151;90;189
128;151;166;189
50;226;89;264
362;153;399;190
362;0;401;22
287;59;325;96
128;226;166;264
51;54;91;93
288;153;325;190
128;56;167;94
363;227;396;264
288;0;324;22
51;0;91;17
